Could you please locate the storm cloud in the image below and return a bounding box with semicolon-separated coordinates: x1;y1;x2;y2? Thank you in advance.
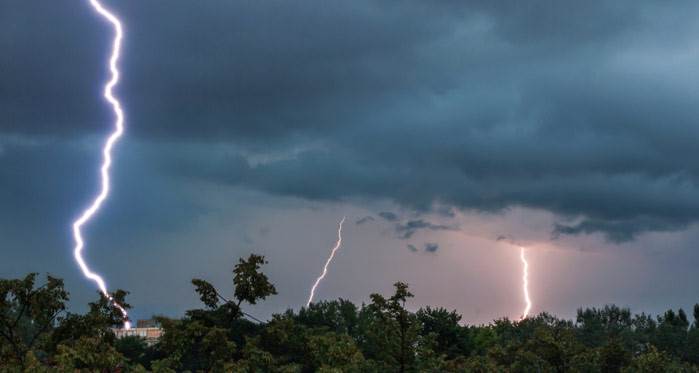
395;220;455;239
424;243;440;253
4;0;699;244
355;216;375;225
378;212;399;222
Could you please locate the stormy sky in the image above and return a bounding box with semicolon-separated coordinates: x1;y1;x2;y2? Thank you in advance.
2;0;699;323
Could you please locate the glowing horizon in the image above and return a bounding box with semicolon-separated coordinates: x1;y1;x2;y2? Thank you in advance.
72;0;130;329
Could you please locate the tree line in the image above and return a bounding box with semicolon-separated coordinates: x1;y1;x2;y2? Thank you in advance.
2;254;699;372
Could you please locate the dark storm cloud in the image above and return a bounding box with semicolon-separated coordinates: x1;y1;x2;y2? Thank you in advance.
355;216;374;225
5;1;699;241
424;243;439;253
378;212;399;222
0;3;110;137
395;220;454;240
552;217;688;244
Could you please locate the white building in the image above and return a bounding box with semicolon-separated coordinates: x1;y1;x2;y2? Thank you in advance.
112;321;163;346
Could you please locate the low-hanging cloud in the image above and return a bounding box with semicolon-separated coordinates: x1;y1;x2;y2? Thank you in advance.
355;216;375;225
378;212;400;222
394;220;455;239
424;243;439;253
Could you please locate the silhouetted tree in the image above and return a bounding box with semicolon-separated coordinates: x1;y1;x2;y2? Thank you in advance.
0;273;68;368
2;261;699;371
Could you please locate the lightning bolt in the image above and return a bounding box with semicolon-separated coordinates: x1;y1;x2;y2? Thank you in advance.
307;216;346;306
72;0;130;329
520;247;532;319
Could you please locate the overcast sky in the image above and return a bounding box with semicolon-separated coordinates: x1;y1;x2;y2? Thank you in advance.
2;0;699;324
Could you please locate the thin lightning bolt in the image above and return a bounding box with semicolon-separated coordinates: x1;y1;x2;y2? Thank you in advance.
520;247;532;319
307;216;346;306
72;0;130;329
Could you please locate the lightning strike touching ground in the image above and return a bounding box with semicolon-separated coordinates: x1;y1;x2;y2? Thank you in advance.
72;0;130;329
520;247;532;319
306;216;346;306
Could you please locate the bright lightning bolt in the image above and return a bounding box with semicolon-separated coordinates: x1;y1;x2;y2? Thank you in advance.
520;247;532;319
307;216;346;306
72;0;130;329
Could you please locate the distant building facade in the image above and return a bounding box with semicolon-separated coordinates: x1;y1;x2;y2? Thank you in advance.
112;319;163;346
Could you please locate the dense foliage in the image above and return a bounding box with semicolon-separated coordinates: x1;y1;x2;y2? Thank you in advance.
2;254;699;372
